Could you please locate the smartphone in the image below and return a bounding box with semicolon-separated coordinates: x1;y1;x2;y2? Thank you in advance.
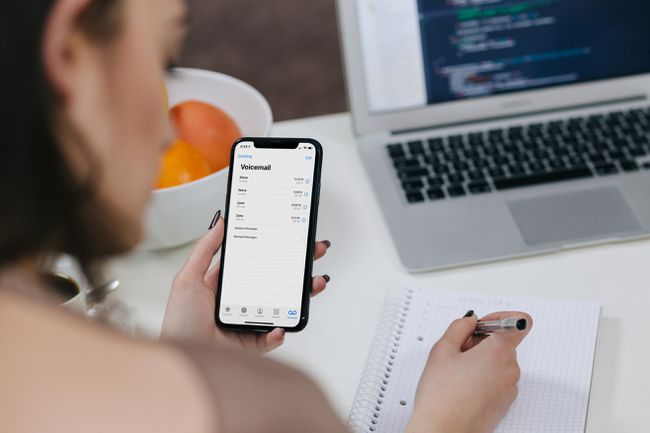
215;137;323;332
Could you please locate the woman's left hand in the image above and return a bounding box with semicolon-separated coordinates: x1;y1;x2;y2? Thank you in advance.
161;215;331;353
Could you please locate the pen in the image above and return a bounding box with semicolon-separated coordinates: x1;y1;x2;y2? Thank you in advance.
474;317;528;336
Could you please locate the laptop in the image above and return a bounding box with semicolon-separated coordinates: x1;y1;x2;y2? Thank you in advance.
335;0;650;272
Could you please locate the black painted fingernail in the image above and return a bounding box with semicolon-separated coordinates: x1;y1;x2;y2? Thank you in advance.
322;240;332;248
463;310;475;318
516;319;528;331
323;274;331;283
208;210;221;230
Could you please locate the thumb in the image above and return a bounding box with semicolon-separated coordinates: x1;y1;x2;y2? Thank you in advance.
484;312;533;349
438;312;478;352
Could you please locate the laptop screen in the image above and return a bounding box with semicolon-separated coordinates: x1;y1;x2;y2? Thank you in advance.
357;0;650;114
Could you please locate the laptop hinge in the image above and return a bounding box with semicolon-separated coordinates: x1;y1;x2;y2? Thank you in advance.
360;131;392;144
391;94;648;136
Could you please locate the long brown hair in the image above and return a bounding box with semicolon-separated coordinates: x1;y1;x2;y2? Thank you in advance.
0;0;122;278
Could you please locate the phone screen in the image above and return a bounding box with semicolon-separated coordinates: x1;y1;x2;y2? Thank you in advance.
218;141;318;328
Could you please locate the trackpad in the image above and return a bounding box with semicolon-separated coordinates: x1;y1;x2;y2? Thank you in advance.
508;187;642;246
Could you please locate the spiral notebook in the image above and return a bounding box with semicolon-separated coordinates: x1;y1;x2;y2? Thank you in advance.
348;288;600;433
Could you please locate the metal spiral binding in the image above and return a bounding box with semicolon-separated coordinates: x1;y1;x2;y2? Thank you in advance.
348;288;414;433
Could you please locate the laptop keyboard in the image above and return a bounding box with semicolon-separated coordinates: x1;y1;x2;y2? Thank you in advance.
388;107;650;203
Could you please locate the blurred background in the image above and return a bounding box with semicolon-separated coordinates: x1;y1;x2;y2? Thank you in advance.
181;0;347;121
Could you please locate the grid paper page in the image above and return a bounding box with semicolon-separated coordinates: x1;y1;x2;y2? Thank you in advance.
357;288;600;433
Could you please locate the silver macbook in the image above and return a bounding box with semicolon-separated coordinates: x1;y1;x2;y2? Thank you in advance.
336;0;650;271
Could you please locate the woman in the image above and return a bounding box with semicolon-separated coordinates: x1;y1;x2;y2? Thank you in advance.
0;1;532;432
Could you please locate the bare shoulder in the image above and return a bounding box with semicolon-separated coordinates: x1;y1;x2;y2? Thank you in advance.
0;291;214;433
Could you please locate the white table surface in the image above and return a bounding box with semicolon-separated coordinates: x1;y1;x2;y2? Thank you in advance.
107;112;650;433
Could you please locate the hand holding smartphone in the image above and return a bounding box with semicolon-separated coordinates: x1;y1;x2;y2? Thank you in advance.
215;137;323;332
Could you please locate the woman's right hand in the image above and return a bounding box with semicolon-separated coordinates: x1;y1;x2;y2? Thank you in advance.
406;311;532;433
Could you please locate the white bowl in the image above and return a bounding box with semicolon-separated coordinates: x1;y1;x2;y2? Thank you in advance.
140;68;273;250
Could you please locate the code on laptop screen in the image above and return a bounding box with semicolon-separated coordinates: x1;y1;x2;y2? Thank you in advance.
356;0;650;112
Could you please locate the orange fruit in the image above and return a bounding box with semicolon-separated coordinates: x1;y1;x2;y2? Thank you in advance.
170;100;241;172
155;139;212;189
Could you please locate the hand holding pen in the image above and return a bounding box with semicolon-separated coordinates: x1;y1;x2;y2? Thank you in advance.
407;310;533;433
